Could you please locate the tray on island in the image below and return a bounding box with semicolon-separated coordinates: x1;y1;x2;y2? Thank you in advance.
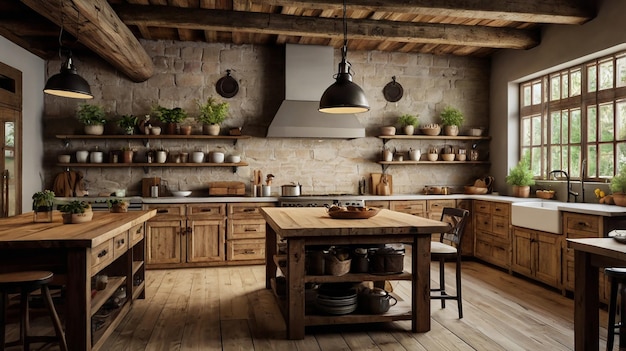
327;207;380;219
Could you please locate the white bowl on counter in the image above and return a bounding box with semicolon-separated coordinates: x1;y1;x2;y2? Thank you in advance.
171;190;192;197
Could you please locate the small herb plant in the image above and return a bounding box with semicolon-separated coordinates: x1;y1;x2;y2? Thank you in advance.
505;158;536;187
117;114;138;131
58;200;91;214
32;190;55;210
397;114;418;127
611;166;626;193
77;104;107;125
439;106;464;127
152;106;188;123
197;97;229;125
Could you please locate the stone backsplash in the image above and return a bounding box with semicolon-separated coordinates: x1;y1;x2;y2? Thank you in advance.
43;40;491;196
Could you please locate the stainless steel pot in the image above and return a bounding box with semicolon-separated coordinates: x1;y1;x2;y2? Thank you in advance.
281;183;302;197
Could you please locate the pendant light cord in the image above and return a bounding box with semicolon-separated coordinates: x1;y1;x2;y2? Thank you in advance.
342;0;348;61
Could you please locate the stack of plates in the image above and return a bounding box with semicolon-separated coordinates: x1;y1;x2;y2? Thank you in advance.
315;283;358;315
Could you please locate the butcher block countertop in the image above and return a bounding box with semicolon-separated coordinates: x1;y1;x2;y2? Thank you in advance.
0;210;156;249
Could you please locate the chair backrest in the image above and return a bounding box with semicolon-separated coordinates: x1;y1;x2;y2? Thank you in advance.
439;207;470;250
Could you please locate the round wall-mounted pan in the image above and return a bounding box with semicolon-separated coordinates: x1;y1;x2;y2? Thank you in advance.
216;70;239;98
383;76;403;102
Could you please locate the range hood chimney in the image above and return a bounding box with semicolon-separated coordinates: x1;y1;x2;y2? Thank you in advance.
266;44;366;139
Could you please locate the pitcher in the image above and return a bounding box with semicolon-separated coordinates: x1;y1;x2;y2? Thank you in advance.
382;146;395;162
408;148;421;161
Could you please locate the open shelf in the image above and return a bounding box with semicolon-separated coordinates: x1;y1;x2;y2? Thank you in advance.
90;276;126;316
378;135;490;141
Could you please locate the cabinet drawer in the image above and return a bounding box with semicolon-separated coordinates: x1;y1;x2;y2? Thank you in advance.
564;212;600;236
129;223;144;246
144;204;185;219
492;202;510;217
427;199;456;213
91;239;114;274
475;213;492;232
228;202;275;219
187;203;226;218
113;232;129;260
365;200;389;209
492;216;509;237
474;200;492;214
227;239;265;261
390;201;426;217
228;219;266;239
475;234;509;268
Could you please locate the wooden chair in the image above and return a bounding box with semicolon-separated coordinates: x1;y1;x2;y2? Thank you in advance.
430;207;470;318
0;271;67;351
605;267;626;351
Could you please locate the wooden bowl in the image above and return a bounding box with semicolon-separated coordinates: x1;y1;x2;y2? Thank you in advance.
420;127;441;136
464;186;488;195
536;190;555;199
426;153;438;161
441;153;455;161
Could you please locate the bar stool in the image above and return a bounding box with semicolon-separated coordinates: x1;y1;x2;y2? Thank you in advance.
0;271;67;351
605;267;626;351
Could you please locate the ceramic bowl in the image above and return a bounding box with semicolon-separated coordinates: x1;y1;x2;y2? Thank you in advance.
426;153;438;161
420;126;441;136
441;153;455;161
379;126;396;136
226;155;241;163
456;153;467;161
58;154;71;163
468;127;484;136
171;190;192;197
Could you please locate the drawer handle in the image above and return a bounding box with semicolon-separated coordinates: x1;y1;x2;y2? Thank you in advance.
243;208;255;212
243;249;256;255
578;221;588;227
495;224;504;228
116;238;125;245
135;227;142;234
156;209;169;214
97;249;108;258
200;208;213;213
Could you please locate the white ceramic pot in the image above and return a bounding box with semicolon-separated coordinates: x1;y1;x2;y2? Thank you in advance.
84;125;104;135
443;125;459;136
90;151;103;163
403;125;415;136
151;126;162;135
408;148;421;161
57;154;71;163
192;151;204;163
76;150;89;163
156;150;168;164
226;155;241;163
211;152;225;163
204;124;220;136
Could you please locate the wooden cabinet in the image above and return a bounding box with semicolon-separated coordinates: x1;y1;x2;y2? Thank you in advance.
512;227;562;288
365;200;390;209
226;202;275;263
144;203;226;268
474;200;511;270
390;200;426;217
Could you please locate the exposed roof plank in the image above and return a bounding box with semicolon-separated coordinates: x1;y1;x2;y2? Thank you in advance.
260;0;594;25
20;0;154;82
114;4;539;50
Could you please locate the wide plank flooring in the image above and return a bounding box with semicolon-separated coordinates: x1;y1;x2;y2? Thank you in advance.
3;261;617;350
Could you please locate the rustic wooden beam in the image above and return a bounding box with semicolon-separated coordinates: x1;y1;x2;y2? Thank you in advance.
114;4;539;49
20;0;154;82
259;0;594;25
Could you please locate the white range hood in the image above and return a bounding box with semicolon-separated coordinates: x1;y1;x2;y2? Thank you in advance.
266;44;366;139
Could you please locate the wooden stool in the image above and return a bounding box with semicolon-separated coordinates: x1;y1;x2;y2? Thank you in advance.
0;271;67;351
605;267;626;351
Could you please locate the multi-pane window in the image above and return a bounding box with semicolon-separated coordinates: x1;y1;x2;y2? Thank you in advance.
520;52;626;180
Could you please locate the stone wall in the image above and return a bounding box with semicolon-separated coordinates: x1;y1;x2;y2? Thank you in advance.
43;40;490;196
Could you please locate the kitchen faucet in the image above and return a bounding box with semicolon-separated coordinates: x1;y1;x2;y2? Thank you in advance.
549;170;578;202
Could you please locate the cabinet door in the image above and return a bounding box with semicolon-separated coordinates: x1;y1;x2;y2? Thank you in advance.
534;232;562;288
511;228;533;277
145;220;183;264
187;219;225;263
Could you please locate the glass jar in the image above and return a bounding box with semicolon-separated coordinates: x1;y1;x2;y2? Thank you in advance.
33;200;53;223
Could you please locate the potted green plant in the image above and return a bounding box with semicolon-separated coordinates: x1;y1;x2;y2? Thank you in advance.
152;105;188;134
397;114;419;135
196;97;229;135
505;158;535;197
440;106;464;136
77;103;107;135
58;200;93;224
610;166;626;206
32;190;55;223
106;198;129;213
117;114;138;135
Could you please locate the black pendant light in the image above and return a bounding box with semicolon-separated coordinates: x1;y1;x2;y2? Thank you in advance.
44;2;92;100
44;51;93;99
319;0;369;114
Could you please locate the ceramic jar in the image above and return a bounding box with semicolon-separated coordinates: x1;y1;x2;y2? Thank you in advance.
90;151;103;163
211;151;225;163
156;150;168;164
76;150;89;163
192;151;204;163
408;148;421;161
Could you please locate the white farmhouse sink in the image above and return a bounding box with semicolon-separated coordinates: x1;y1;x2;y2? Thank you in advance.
511;201;562;234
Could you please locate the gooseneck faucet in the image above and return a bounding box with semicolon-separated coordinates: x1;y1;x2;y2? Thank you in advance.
549;170;578;202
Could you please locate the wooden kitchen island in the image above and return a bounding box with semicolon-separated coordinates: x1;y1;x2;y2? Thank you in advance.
0;209;156;351
261;207;451;339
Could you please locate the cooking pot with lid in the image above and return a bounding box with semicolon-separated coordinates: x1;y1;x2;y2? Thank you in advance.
358;288;397;314
281;183;302;197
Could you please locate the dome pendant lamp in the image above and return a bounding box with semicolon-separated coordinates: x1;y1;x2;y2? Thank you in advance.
44;51;93;99
319;0;369;114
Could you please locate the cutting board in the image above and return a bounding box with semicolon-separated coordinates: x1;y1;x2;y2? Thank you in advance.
370;173;393;195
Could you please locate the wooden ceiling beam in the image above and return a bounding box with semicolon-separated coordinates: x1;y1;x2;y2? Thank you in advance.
259;0;594;25
20;0;153;82
114;4;539;49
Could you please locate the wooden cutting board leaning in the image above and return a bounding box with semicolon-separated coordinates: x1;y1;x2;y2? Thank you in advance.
370;173;393;195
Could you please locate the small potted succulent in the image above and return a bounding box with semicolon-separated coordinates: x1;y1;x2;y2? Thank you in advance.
58;200;93;224
610;166;626;206
77;103;107;135
397;114;419;135
505;158;535;197
107;198;129;213
32;190;55;223
439;106;464;136
196;96;229;136
152;105;188;135
117;114;138;135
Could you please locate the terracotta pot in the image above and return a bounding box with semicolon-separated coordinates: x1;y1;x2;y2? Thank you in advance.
204;124;220;136
122;150;134;163
166;122;177;135
443;125;459;136
512;185;530;198
180;125;192;135
613;193;626;206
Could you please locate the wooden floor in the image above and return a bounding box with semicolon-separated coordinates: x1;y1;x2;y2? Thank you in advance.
3;260;617;350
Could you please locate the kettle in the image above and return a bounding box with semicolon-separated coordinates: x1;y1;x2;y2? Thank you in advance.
358;288;397;314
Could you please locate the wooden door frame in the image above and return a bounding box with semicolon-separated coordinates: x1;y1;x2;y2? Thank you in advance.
0;61;22;214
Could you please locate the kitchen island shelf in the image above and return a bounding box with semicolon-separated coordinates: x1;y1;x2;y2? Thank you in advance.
90;276;126;317
57;161;248;173
56;134;250;146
